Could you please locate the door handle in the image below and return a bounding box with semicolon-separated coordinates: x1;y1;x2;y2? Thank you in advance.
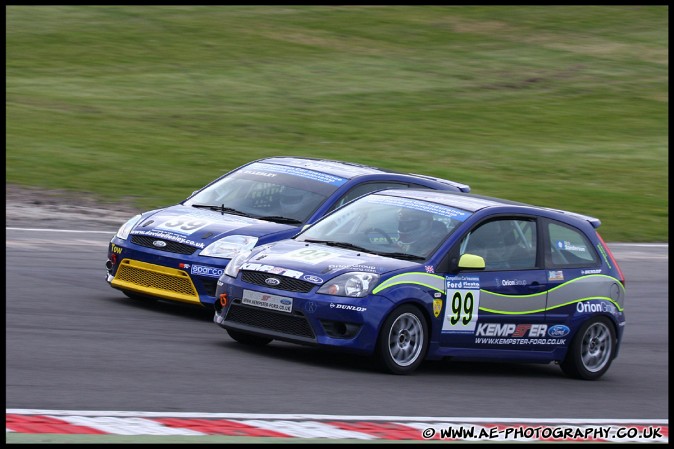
527;282;546;291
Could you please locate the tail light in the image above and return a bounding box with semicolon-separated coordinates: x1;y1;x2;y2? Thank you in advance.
597;232;625;287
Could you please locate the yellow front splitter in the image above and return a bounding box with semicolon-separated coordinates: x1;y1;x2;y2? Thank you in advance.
111;258;201;305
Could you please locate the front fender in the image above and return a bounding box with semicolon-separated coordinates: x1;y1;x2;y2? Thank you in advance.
375;284;443;346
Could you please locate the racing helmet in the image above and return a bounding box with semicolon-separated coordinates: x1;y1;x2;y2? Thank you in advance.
397;207;433;244
279;187;306;216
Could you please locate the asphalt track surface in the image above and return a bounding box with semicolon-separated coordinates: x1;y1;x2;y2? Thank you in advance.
5;227;669;439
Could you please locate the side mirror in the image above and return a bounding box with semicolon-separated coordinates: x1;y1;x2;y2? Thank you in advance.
458;253;485;270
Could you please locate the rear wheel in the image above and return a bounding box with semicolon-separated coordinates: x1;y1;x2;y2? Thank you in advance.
376;305;428;375
227;329;273;346
560;317;616;380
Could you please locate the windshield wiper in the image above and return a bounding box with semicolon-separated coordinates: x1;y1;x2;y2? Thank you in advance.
191;204;250;217
302;239;425;261
375;251;426;261
303;239;370;253
256;215;303;225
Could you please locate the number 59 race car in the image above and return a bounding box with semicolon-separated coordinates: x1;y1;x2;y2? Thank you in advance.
106;157;470;307
214;188;626;380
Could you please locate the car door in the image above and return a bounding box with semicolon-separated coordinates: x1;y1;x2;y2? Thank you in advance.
438;217;551;352
541;218;606;346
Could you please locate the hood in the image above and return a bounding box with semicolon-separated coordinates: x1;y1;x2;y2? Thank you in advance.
240;239;418;284
129;205;298;249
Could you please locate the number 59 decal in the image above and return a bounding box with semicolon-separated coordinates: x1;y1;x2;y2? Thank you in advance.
442;275;480;332
155;216;212;235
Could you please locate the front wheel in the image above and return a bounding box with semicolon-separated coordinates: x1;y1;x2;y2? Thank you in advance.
227;329;273;346
560;317;616;380
376;305;428;375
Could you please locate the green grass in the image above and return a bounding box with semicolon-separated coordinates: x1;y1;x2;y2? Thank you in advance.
6;6;668;242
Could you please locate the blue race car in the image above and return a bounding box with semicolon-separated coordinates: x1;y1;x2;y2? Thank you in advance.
106;157;470;307
214;188;626;380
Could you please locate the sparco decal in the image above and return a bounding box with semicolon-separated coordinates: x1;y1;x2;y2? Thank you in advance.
190;265;225;278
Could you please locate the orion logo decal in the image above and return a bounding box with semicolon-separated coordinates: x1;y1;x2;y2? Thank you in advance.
576;301;617;314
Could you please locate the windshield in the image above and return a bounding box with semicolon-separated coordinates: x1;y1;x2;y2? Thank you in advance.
297;193;473;260
184;162;347;223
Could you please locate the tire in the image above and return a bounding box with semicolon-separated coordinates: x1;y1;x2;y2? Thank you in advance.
227;329;273;346
560;317;616;380
376;305;428;375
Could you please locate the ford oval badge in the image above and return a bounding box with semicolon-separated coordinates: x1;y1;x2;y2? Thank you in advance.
152;240;167;248
303;275;324;284
265;277;281;286
548;324;570;338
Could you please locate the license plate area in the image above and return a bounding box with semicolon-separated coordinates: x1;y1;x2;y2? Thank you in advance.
241;289;293;313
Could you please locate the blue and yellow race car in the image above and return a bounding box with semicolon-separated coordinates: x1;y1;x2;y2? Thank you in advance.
214;188;626;380
106;157;470;307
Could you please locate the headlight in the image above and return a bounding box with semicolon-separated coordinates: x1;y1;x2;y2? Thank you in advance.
317;272;380;298
115;214;143;240
200;235;258;259
223;250;252;278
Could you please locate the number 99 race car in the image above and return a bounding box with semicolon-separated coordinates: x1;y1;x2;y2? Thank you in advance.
106;157;470;307
214;188;626;380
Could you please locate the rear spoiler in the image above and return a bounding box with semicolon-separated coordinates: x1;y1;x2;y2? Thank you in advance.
409;174;471;193
540;207;601;228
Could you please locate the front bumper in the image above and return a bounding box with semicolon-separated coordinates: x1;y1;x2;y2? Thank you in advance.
214;277;394;354
106;237;227;306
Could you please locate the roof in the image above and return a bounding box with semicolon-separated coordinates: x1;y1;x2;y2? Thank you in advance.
261;157;390;179
260;157;471;192
380;189;602;228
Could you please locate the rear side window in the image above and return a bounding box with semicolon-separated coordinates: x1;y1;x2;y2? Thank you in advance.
547;221;599;267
